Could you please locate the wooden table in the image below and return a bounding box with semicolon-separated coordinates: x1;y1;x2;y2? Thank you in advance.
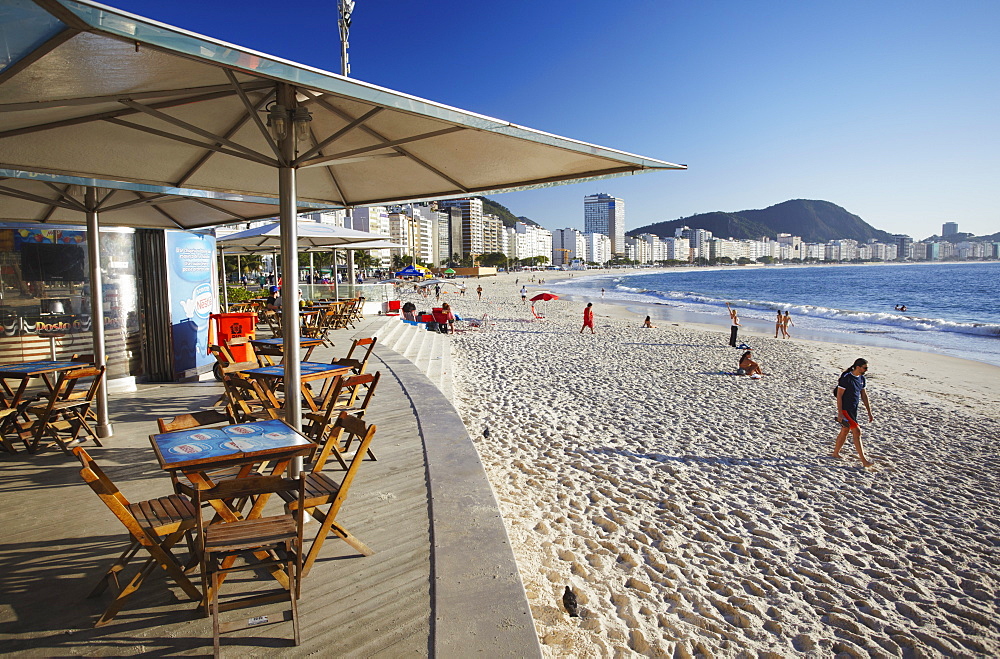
249;337;324;362
0;360;91;409
150;418;315;523
243;362;350;412
150;418;315;590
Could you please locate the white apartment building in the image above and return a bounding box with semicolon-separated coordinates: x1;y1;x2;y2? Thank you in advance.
349;206;393;268
584;193;625;256
585;232;613;264
482;213;505;256
624;236;651;263
634;233;664;262
676;227;713;261
510;222;553;261
552;228;586;265
664;236;690;262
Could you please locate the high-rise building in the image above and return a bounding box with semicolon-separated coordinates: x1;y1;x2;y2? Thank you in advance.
942;222;959;237
437;198;483;258
892;234;913;260
584;193;625;256
552;228;586;265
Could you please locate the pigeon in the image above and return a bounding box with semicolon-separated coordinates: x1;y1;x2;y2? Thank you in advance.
562;585;579;617
482;426;490;439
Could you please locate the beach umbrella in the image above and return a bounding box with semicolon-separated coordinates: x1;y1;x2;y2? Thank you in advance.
443;268;456;274
418;279;463;288
530;293;559;302
0;0;684;456
217;222;389;250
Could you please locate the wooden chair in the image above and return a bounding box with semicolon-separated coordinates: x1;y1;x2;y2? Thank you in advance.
0;407;22;453
208;342;257;382
254;344;285;367
196;475;306;656
279;412;376;576
22;365;105;453
330;337;377;376
221;373;283;423
260;310;283;338
73;447;202;627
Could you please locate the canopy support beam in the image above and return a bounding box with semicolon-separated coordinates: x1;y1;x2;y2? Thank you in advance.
277;83;303;476
85;187;112;438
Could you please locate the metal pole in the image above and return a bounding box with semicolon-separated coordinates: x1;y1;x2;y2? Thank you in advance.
85;187;112;438
333;248;340;302
220;250;229;310
278;83;303;476
309;251;314;301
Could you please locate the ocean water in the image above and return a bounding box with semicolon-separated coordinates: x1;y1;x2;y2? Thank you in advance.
548;262;1000;367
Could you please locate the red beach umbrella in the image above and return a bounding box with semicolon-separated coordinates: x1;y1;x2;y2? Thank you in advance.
530;293;559;302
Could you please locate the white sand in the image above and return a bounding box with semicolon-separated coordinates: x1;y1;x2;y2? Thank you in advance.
417;271;1000;656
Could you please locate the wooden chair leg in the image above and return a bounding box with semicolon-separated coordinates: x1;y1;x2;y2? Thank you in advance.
212;571;222;658
301;507;373;577
88;539;143;598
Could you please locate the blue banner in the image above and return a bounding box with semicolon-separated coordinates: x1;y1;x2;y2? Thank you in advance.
165;231;216;377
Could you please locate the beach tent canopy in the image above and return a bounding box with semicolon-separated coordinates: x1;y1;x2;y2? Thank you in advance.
0;0;685;219
395;265;426;278
217;221;389;251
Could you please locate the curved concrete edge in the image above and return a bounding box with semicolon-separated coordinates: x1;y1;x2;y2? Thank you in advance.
372;346;541;658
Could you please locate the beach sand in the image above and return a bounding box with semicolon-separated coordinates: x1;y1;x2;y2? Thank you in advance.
409;271;1000;656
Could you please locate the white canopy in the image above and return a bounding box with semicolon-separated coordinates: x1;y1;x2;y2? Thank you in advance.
217;221;389;250
0;0;685;217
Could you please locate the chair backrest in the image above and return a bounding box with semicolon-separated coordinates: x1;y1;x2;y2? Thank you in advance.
313;411;377;473
222;373;281;422
254;345;284;366
339;371;380;411
194;474;306;550
40;366;105;411
73;447;165;547
340;337;376;372
157;409;231;433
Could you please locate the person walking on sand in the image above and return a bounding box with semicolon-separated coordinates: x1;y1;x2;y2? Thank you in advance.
775;311;783;338
781;310;793;338
476;284;483;300
581;302;596;334
601;288;605;298
726;302;741;347
832;358;874;468
520;285;527;303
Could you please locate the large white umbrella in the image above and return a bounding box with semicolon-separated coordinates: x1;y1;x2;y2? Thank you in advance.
0;0;685;452
217;221;389;250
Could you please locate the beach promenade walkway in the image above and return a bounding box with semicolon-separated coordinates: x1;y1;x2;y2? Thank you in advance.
0;317;539;657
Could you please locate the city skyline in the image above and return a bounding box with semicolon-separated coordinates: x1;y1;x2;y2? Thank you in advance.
106;0;999;238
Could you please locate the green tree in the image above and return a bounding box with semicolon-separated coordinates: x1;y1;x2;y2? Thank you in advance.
478;251;508;267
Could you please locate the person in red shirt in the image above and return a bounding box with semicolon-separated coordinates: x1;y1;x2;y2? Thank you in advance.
580;303;595;334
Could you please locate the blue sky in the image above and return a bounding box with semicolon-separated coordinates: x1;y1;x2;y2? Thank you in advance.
108;0;999;239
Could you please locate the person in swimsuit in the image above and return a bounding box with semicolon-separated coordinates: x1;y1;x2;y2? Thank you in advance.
737;350;763;376
581;303;595;334
726;302;741;347
642;316;657;329
781;310;793;338
775;311;783;338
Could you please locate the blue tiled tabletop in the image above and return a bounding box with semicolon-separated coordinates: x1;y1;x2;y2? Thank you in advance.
244;361;346;378
250;338;324;348
0;360;89;375
150;418;313;469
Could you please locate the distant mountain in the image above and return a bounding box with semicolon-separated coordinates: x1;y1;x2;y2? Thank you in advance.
481;196;540;228
629;200;894;244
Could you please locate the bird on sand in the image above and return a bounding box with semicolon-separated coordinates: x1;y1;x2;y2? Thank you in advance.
562;585;579;617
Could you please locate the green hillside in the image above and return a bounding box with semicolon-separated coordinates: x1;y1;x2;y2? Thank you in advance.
629;200;894;243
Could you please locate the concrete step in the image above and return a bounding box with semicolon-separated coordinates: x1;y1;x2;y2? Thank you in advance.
402;325;428;362
374;317;405;350
439;338;454;401
424;331;443;384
